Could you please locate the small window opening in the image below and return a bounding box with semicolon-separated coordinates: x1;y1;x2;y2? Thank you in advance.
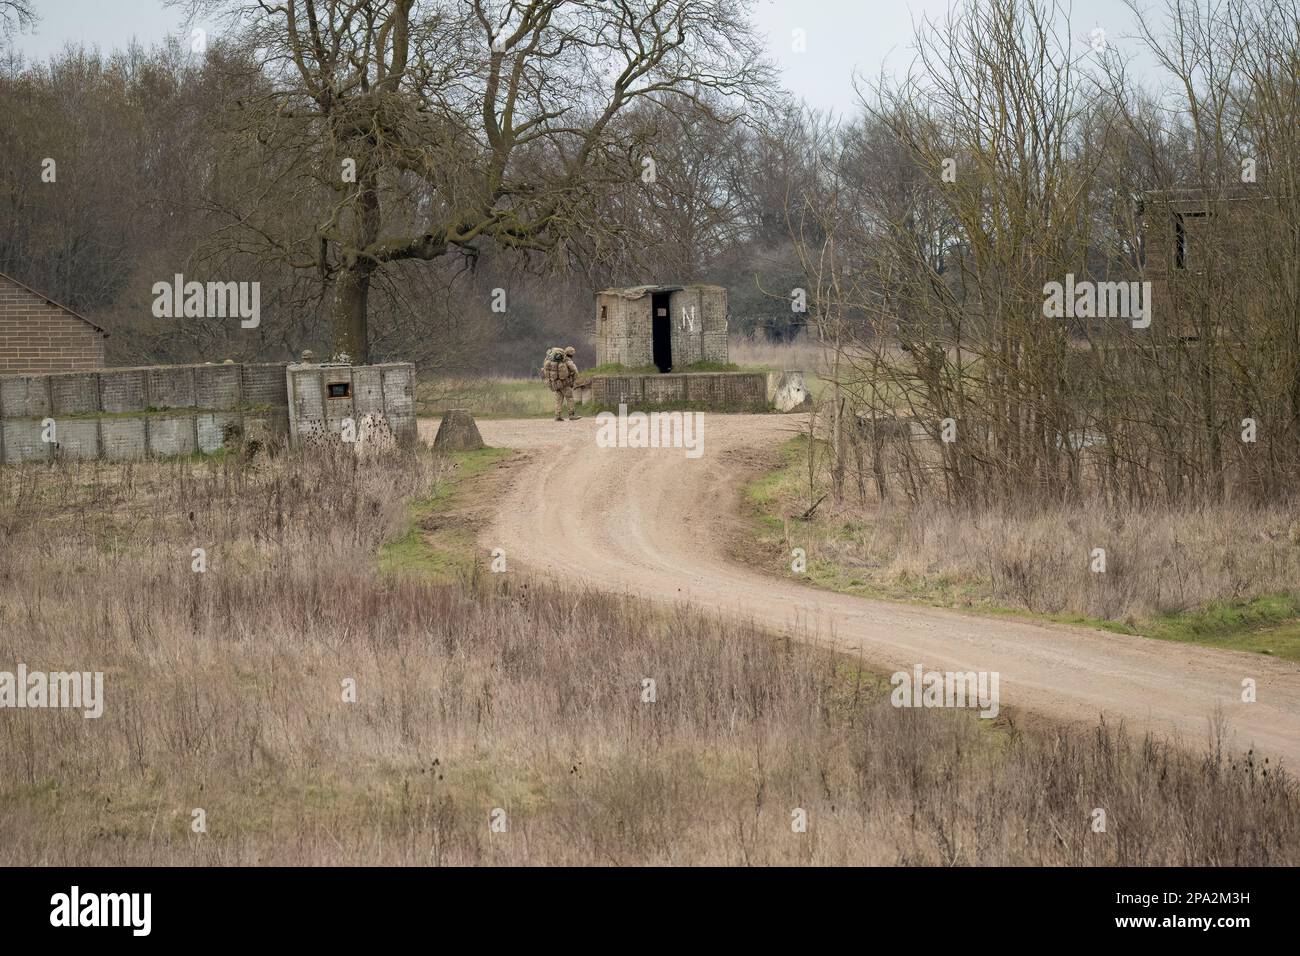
1175;210;1208;270
327;382;351;398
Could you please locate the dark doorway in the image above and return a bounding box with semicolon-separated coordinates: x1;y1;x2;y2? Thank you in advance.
651;292;672;372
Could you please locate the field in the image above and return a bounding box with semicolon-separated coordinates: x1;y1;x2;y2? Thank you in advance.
746;435;1300;661
418;376;556;419
2;444;1298;865
416;337;832;421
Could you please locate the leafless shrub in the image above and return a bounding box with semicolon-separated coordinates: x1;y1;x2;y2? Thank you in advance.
1;454;1296;864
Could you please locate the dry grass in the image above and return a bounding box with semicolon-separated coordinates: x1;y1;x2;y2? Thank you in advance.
728;335;827;374
750;435;1300;658
1;449;1298;865
858;499;1300;621
416;375;556;419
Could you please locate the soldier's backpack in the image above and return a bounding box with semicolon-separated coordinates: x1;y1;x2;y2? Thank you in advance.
541;348;568;389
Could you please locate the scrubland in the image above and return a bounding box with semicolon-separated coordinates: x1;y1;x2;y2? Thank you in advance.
748;433;1300;662
1;445;1297;865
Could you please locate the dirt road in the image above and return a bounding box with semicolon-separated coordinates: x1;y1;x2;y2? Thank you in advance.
426;413;1300;766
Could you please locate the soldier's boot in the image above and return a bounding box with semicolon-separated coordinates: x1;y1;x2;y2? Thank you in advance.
568;412;582;420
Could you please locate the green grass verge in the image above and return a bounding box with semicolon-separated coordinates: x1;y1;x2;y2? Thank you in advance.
589;361;746;375
378;446;512;583
419;366;783;422
1142;595;1300;661
587;362;660;375
418;378;555;420
742;435;1300;660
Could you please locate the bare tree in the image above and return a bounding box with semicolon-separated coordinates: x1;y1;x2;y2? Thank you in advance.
186;0;773;362
0;0;37;35
795;0;1298;509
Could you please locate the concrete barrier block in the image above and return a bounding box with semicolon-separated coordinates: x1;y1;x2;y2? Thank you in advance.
767;371;812;412
1;375;51;418
147;366;196;409
51;373;100;415
148;416;197;457
2;420;51;463
54;419;100;460
99;369;147;413
241;364;288;406
197;412;241;453
194;364;241;410
100;419;147;460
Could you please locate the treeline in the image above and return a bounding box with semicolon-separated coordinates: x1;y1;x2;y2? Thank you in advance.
794;0;1299;505
3;0;1296;506
0;3;812;375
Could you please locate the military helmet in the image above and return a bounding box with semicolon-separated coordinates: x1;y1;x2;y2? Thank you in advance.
564;347;576;357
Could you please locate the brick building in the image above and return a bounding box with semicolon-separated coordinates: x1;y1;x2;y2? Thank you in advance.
0;271;108;373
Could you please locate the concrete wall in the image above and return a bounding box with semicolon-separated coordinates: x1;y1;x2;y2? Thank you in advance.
0;272;108;373
595;284;729;369
667;286;728;366
286;362;417;448
591;371;767;412
595;292;653;367
0;362;289;464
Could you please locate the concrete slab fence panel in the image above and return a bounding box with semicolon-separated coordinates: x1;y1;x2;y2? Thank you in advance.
99;419;147;461
1;375;51;418
147;365;197;410
2;360;418;463
53;419;100;460
2;420;51;463
50;372;100;415
98;368;147;414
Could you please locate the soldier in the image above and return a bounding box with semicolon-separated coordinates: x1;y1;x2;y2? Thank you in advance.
541;346;581;421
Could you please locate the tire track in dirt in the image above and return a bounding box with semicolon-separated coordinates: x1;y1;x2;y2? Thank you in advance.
425;414;1300;767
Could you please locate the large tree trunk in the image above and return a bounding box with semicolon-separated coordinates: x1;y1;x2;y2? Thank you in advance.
329;165;381;364
329;266;372;364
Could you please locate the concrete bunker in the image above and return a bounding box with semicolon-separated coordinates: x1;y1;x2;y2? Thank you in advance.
286;360;417;450
595;284;729;371
591;283;785;412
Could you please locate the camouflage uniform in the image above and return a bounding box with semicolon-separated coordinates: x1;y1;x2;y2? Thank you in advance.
541;346;580;420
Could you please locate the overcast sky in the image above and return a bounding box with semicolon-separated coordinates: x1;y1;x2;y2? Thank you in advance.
11;0;1153;116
